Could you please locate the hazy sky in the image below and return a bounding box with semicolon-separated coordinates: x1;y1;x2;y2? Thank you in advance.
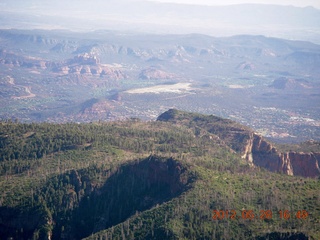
150;0;320;9
1;0;319;43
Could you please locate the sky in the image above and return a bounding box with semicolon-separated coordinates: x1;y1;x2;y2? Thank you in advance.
1;0;319;43
149;0;320;9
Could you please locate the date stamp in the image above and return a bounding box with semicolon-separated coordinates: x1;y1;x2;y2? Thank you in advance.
212;210;309;220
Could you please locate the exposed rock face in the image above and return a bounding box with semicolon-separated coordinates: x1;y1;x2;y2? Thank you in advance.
57;66;70;74
248;134;294;175
0;50;126;80
158;109;320;178
0;54;49;70
286;152;320;177
53;63;126;79
69;53;100;65
139;68;175;80
242;133;320;177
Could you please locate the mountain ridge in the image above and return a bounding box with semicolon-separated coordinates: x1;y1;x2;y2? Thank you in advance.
1;1;320;43
157;109;320;177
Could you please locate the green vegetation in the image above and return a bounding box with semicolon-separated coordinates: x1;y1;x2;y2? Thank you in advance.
275;140;320;153
0;110;319;239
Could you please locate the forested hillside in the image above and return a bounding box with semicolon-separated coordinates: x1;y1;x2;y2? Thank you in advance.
0;110;319;239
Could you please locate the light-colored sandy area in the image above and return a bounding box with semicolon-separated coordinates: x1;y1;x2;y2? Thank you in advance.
29;70;41;74
228;84;253;89
126;82;192;94
6;76;15;85
12;86;36;99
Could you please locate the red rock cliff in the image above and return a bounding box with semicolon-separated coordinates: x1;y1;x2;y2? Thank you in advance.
242;133;320;177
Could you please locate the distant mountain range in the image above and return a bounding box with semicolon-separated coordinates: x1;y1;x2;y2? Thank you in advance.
1;1;320;43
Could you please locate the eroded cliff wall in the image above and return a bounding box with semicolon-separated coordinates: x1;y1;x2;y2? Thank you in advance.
242;133;320;177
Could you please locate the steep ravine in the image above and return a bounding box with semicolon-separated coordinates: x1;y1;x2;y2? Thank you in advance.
242;133;320;177
0;156;195;240
66;156;194;239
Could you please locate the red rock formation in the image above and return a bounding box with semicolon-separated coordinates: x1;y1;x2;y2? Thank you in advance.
71;53;100;65
158;109;319;178
242;133;320;177
286;152;320;178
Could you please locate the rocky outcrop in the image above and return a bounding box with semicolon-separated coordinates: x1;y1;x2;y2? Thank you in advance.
0;50;126;80
53;64;126;79
158;109;320;178
285;152;320;177
52;53;126;79
69;53;100;66
242;133;320;177
139;68;176;80
0;54;49;70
